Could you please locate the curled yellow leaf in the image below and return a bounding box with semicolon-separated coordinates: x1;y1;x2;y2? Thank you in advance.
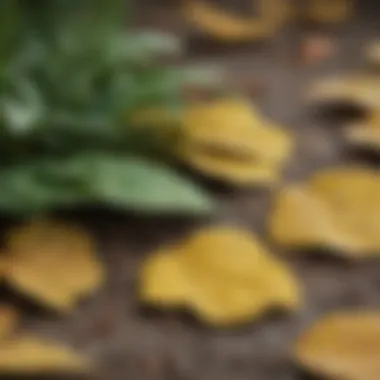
5;219;105;312
179;141;282;185
305;0;353;23
0;305;19;340
140;226;300;326
295;311;380;380
177;98;293;185
270;167;380;256
183;0;289;42
308;75;380;112
0;335;91;374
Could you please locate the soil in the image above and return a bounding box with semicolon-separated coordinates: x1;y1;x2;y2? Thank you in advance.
8;1;380;380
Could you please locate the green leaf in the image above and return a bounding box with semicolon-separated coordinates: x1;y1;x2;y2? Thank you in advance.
0;0;22;68
81;155;215;214
0;154;215;216
0;162;83;215
106;30;182;65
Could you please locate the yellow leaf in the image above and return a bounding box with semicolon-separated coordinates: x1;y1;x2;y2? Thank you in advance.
0;335;91;374
308;75;380;112
5;219;105;312
295;311;380;380
179;141;281;185
0;305;19;340
345;112;380;149
176;98;293;185
140;226;300;326
305;0;353;23
183;0;287;42
270;167;380;256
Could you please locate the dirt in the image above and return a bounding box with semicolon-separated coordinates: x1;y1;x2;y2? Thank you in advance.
9;1;380;380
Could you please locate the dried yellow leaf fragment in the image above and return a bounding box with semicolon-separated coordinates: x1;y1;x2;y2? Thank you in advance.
309;75;380;112
270;167;380;256
6;219;105;312
140;226;300;326
177;98;293;186
0;305;19;340
184;1;276;42
0;335;91;374
295;311;380;380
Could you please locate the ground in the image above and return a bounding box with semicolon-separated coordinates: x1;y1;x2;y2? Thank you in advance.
12;1;380;380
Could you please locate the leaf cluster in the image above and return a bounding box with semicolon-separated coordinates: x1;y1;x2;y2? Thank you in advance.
0;0;216;216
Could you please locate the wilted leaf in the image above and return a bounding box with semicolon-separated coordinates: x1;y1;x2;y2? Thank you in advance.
183;0;283;42
308;75;380;112
0;305;19;340
345;112;380;150
0;334;90;374
5;219;105;312
305;0;353;23
270;167;380;256
140;226;300;326
295;311;380;380
176;98;293;185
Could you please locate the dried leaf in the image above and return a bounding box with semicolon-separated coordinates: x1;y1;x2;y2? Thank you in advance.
308;75;380;112
305;0;353;23
0;334;91;374
179;142;281;185
177;98;293;185
140;226;300;326
0;305;19;340
5;219;105;312
270;167;380;256
183;0;286;42
182;98;262;158
295;311;380;380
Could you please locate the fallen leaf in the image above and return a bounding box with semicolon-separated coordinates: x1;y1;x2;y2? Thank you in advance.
305;0;353;24
177;98;293;185
0;334;91;374
183;0;288;42
5;219;105;312
270;167;380;256
178;141;281;185
308;74;380;112
345;111;380;149
140;226;300;326
295;311;380;380
0;305;19;340
182;98;262;157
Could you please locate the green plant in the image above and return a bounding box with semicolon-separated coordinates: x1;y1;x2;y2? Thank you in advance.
0;0;220;216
